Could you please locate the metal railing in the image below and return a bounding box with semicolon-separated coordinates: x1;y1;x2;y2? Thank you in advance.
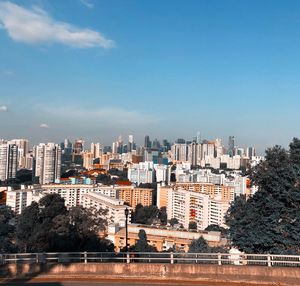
1;252;300;267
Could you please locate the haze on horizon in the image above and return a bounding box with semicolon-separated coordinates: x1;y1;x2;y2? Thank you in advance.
1;0;300;153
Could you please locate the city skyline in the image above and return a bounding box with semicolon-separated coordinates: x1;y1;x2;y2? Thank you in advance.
1;0;300;152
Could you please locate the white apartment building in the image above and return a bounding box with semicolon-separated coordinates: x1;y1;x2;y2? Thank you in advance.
40;184;118;208
6;186;41;214
208;198;230;227
9;139;29;169
220;155;241;170
128;161;154;185
166;187;231;230
34;143;61;184
90;142;102;159
154;164;171;184
0;142;18;181
167;188;210;230
82;192;132;226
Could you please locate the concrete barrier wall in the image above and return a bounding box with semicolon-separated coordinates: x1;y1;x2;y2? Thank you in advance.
1;263;300;285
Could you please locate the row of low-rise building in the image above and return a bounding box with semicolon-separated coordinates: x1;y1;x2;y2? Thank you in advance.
108;224;226;252
5;183;153;215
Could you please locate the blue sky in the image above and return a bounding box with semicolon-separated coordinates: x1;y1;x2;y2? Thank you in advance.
1;0;300;152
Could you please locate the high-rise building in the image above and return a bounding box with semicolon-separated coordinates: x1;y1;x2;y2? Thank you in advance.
34;143;61;184
196;131;201;144
0;142;18;181
9;139;29;169
74;139;84;154
128;135;134;152
228;136;235;157
91;142;102;159
171;143;189;162
144;135;151;149
246;147;256;158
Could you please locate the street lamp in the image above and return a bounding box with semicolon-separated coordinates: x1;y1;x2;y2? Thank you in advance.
125;207;129;252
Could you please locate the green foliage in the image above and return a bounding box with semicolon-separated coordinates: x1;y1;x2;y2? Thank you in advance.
188;237;209;253
15;194;113;253
134;204;159;225
169;218;179;226
158;207;168;225
226;138;300;254
188;221;197;230
188;236;228;253
0;205;16;253
15;202;39;252
131;229;157;252
205;224;228;236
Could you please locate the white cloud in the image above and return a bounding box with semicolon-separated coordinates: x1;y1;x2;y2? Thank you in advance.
0;2;114;49
40;123;49;128
80;0;94;9
1;70;14;76
41;106;159;127
0;105;8;112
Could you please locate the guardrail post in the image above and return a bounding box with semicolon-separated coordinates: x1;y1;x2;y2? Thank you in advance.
126;252;130;264
84;251;87;264
36;253;39;263
267;254;271;267
170;252;174;264
218;253;222;266
0;254;3;265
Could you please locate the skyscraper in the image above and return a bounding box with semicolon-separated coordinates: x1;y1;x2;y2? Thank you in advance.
144;135;151;149
74;139;84;154
128;135;134;152
228;136;235;157
0;142;18;181
34;143;61;184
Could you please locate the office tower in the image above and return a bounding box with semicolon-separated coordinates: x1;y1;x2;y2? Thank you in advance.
0;142;18;181
144;135;151;149
152;138;161;150
162;139;171;152
63;139;72;155
228;136;235;157
128;135;134;152
246;147;256;158
176;138;186;144
34;143;61;184
74;139;84;154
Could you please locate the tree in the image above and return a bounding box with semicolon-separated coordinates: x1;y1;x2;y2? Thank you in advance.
169;218;179;227
158;207;168;225
188;221;197;230
16;202;39;252
0;205;16;253
69;206;113;251
188;237;209;253
132;229;157;252
205;224;228;236
226;140;300;254
16;194;113;252
134;205;159;225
